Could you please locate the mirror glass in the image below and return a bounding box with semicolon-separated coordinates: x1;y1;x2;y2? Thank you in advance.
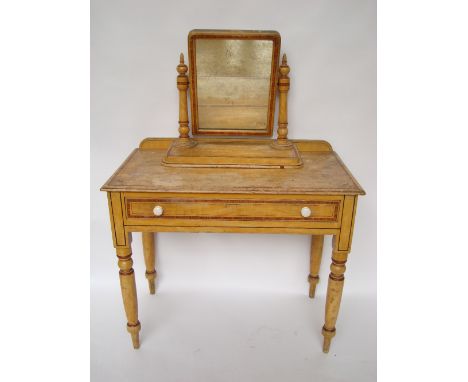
189;31;280;136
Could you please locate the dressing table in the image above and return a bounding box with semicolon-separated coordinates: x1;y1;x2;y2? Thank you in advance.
101;30;365;353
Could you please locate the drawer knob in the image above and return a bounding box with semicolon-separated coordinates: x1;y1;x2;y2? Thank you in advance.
153;205;164;216
301;206;312;218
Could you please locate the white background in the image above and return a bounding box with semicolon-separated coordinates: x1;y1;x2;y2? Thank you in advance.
2;1;468;382
91;0;376;381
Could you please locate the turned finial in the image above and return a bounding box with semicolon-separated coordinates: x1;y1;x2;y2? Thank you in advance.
177;53;188;75
280;54;290;76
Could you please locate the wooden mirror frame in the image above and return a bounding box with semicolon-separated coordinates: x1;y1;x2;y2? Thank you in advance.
188;29;281;136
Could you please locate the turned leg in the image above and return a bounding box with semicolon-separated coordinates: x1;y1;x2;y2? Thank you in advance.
116;246;141;349
322;240;349;353
308;235;324;298
142;232;157;294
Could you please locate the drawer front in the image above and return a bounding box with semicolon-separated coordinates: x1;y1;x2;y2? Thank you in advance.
124;195;342;228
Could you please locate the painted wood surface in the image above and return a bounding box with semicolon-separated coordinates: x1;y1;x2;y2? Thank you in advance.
101;139;365;195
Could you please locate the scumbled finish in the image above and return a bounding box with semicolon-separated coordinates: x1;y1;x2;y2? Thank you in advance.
188;30;280;136
102;139;364;195
102;137;365;352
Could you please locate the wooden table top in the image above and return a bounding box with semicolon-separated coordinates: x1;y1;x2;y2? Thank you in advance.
101;138;365;195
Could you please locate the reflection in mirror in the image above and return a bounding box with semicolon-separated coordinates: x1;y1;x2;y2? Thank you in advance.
189;31;280;136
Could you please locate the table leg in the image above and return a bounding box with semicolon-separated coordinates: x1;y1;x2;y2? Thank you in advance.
308;235;324;298
322;237;349;353
116;245;141;349
107;192;141;349
321;195;358;353
142;232;157;294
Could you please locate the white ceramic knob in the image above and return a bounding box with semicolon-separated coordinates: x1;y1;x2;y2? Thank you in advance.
301;206;312;218
153;205;164;216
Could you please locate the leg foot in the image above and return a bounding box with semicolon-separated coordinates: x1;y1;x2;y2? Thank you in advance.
127;321;141;349
321;326;336;353
146;273;156;294
142;232;157;295
308;275;319;298
308;235;324;298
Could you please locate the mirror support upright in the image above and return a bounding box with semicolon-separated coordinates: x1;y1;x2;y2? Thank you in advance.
175;53;196;147
273;54;293;148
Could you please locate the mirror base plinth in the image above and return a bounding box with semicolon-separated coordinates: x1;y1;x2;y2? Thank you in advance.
162;138;302;169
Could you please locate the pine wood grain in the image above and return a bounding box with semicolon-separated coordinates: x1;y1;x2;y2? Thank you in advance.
101;139;364;195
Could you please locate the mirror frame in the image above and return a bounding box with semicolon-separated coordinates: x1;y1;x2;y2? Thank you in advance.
188;29;281;136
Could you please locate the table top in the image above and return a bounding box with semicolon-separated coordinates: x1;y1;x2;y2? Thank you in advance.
101;138;365;195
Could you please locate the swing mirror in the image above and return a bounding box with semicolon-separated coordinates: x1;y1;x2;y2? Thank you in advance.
188;30;281;136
